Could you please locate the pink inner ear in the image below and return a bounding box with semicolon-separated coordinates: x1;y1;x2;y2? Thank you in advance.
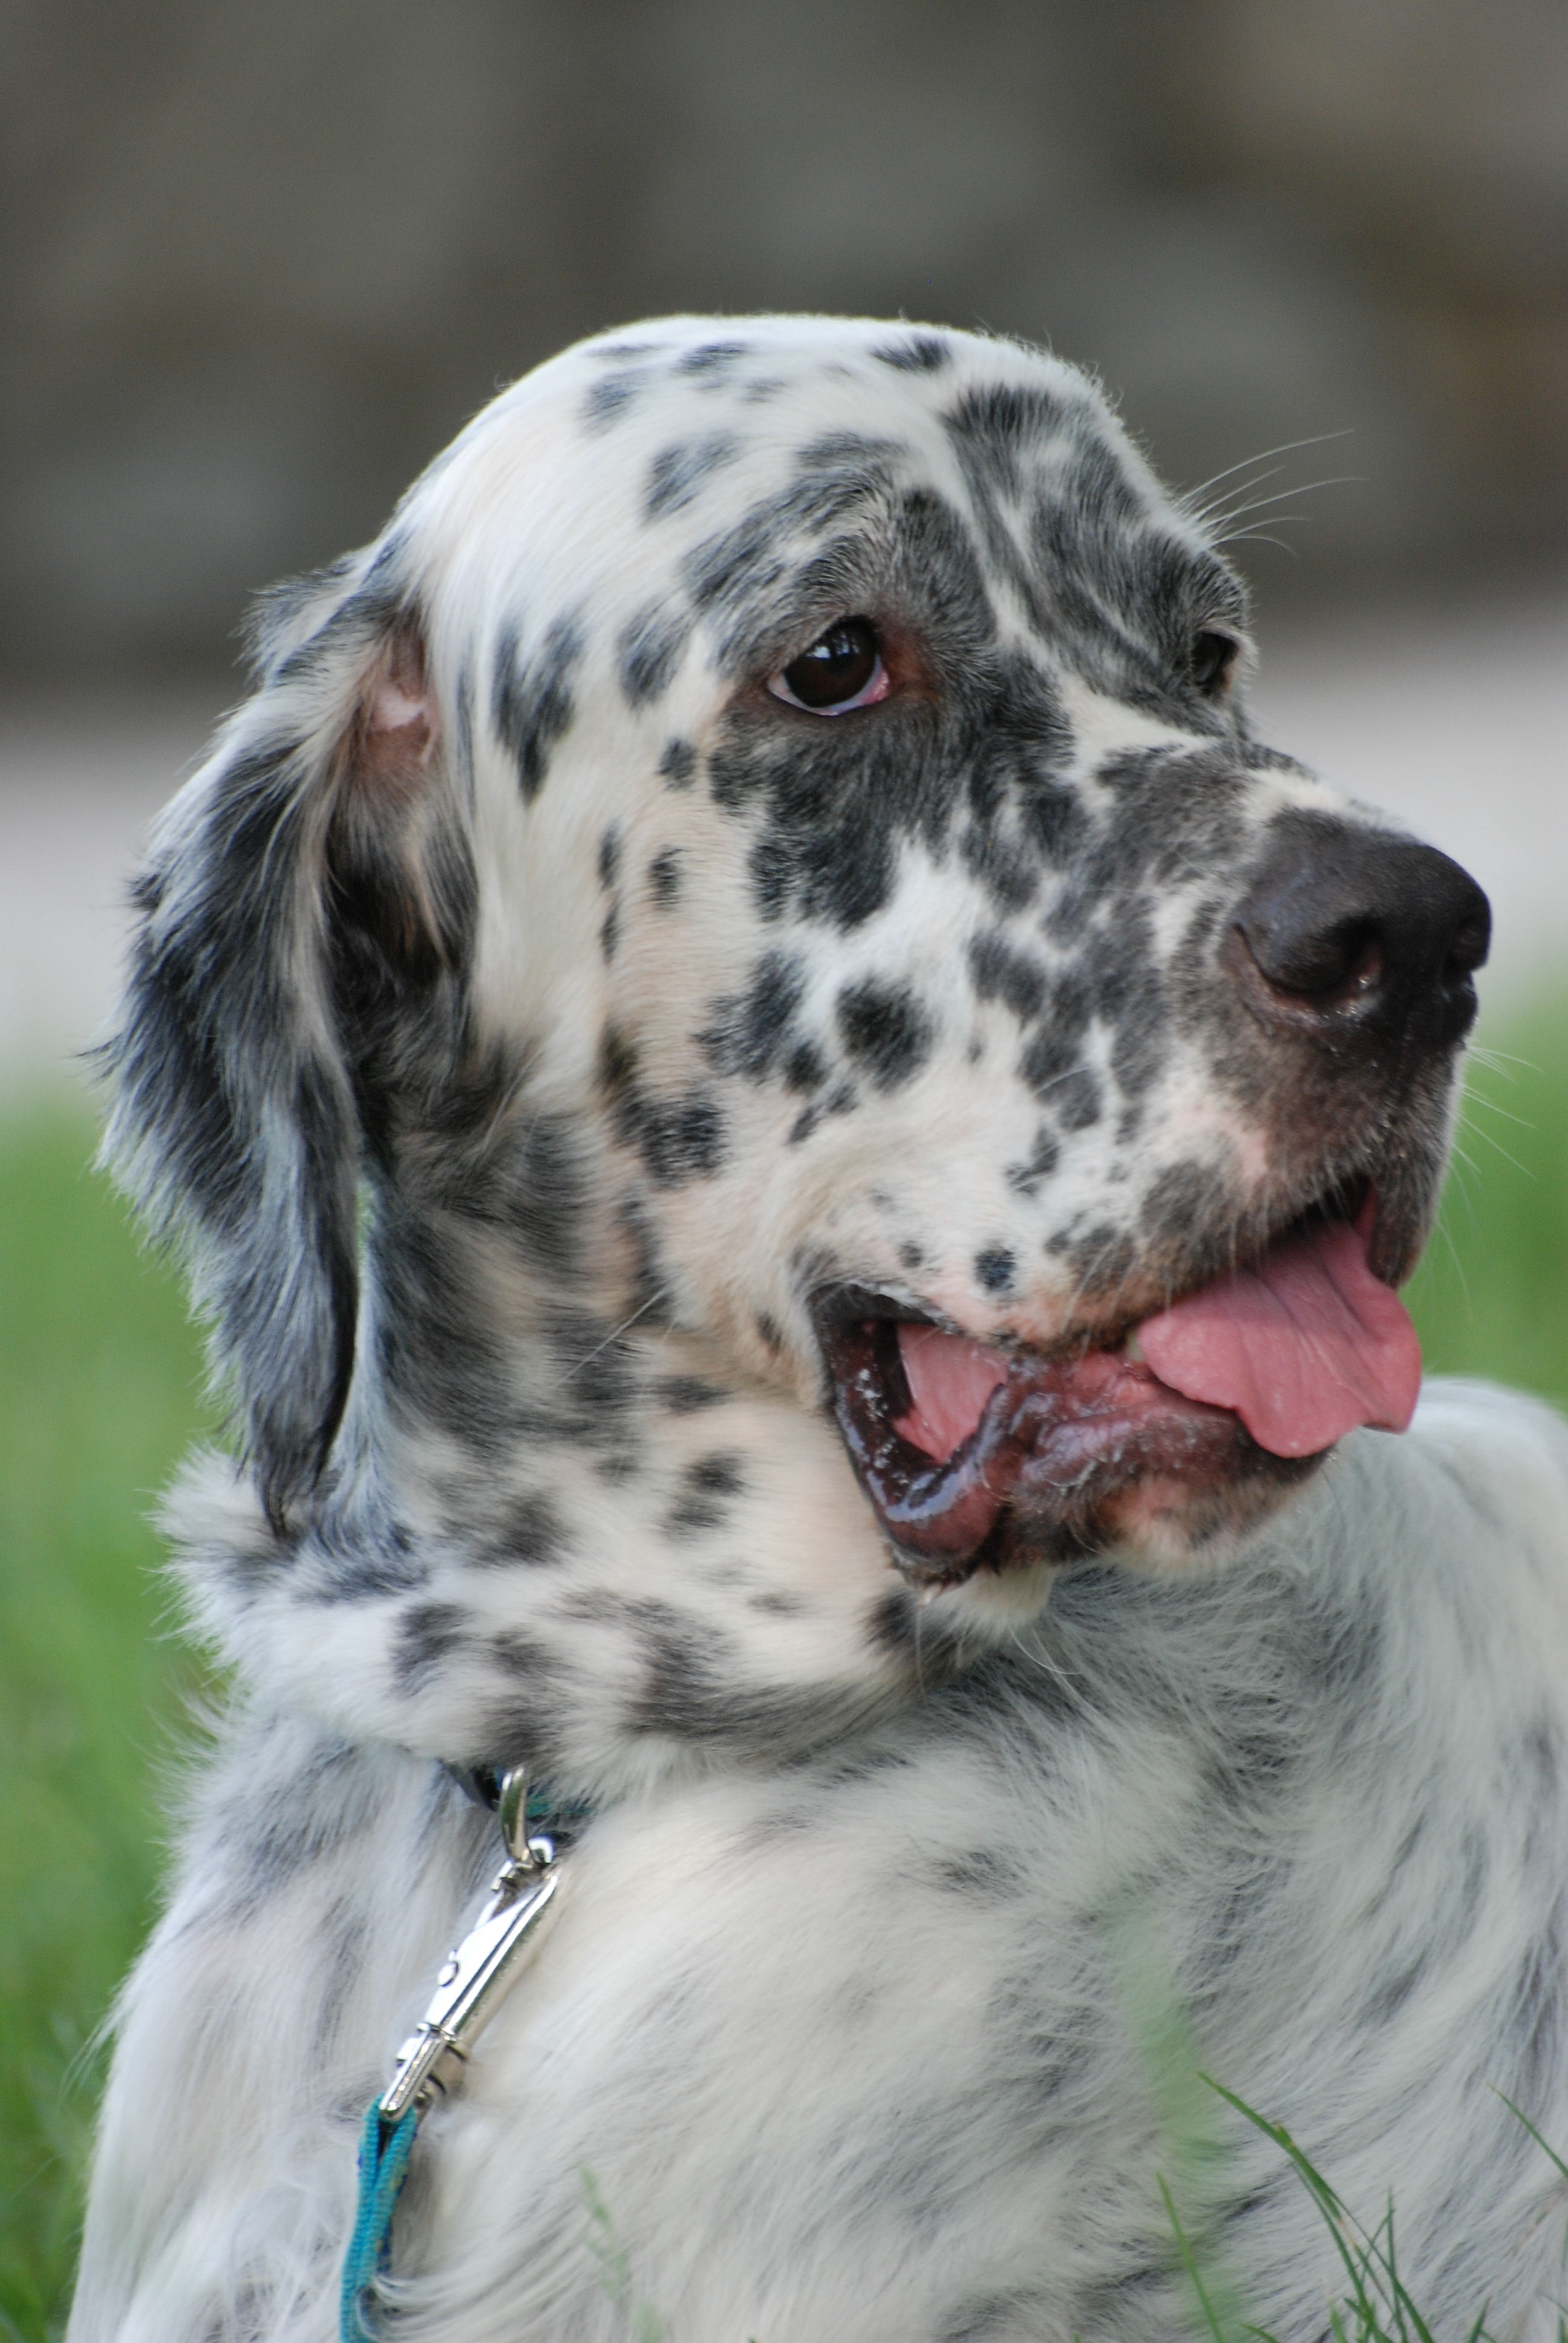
362;649;439;779
370;678;432;736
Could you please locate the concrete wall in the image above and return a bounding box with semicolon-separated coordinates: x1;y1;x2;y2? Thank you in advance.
4;0;1566;674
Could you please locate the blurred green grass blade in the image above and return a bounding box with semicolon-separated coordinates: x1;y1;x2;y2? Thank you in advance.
0;1097;210;2338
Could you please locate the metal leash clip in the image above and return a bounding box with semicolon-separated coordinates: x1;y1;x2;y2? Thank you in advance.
379;1766;564;2122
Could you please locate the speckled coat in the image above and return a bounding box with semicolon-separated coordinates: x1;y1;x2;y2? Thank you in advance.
69;316;1568;2341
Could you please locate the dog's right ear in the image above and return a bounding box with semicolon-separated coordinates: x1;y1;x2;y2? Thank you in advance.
104;556;471;1534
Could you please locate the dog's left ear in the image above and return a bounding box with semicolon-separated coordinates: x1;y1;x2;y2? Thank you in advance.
105;562;471;1532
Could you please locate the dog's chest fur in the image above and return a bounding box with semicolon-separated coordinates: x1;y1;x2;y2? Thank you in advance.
70;317;1568;2341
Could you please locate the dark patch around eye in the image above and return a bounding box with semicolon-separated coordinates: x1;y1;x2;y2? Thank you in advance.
492;617;583;802
659;738;697;788
835;981;934;1091
618;603;691;705
750;827;897;931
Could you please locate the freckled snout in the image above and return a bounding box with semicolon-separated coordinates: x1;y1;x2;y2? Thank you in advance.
1225;812;1491;1057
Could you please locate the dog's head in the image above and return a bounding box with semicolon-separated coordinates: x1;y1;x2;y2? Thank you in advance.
111;318;1487;1788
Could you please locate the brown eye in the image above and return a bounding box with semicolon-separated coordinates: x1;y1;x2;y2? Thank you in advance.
771;619;889;713
1191;629;1239;695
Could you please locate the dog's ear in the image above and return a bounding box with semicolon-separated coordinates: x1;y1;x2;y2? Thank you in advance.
105;559;469;1532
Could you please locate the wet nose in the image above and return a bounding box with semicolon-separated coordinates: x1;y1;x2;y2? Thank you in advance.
1227;812;1491;1053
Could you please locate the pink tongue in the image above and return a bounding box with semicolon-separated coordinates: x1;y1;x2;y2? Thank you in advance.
1137;1210;1422;1458
896;1325;1008;1460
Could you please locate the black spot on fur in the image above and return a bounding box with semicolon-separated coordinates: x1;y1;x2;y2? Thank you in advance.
873;335;952;373
645;433;742;519
1005;1125;1060;1197
465;1104;594;1286
665;1451;747;1538
582;370;648;430
1067;1223;1135;1294
867;1586;918;1655
968;932;1047;1021
598;904;619;962
755;1312;783;1352
1140;1160;1212;1248
603;1025;730;1187
699;951;808;1081
618;602;691;705
836;981;933;1091
478;1490;570;1569
394;1601;469;1688
617;1192;674;1328
493;617;583;801
597;826;621;889
750;1587;806;1615
658;1375;728;1414
975;1247;1016;1294
647;847;683;907
898;1240;924;1272
945;381;1078;499
659;738;697;788
783;1041;825;1092
674;340;752;376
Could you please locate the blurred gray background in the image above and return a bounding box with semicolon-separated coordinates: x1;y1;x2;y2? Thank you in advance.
2;0;1565;1076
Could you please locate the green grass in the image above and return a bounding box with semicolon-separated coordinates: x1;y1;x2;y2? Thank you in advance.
0;1098;211;2338
3;992;1568;2336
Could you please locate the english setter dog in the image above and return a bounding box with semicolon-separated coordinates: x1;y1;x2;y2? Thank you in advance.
71;317;1568;2342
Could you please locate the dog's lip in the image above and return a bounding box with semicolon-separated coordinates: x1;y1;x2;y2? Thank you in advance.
811;1181;1399;1584
814;1296;1247;1584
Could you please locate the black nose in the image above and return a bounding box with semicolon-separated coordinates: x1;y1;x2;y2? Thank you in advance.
1227;812;1490;1054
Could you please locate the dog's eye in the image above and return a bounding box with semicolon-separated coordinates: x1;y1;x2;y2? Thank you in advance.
1191;629;1240;696
770;620;889;714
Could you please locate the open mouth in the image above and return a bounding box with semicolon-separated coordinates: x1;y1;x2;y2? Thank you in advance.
815;1191;1423;1584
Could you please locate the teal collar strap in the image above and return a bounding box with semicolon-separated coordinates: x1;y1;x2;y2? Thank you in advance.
342;1765;587;2339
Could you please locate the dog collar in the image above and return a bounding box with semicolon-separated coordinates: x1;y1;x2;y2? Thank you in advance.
341;1765;584;2339
443;1760;596;1844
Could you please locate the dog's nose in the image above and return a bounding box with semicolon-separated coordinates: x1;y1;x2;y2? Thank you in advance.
1226;814;1491;1054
